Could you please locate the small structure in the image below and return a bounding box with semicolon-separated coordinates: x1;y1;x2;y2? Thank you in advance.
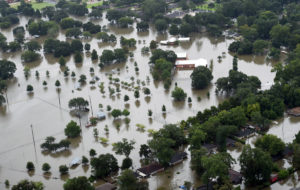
234;127;255;139
69;157;81;167
95;183;116;190
175;58;208;69
202;144;217;155
178;37;190;42
136;163;164;178
176;52;187;60
229;169;242;184
270;174;278;183
96;111;106;120
287;107;300;117
226;138;236;147
169;151;188;165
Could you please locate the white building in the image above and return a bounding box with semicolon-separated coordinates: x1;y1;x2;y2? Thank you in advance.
175;58;208;69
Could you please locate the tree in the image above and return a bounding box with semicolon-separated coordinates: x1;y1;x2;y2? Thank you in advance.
293;144;300;169
169;24;179;35
59;139;71;150
12;180;44;190
27;85;34;93
139;144;151;158
91;49;98;60
143;88;151;96
121;157;132;170
21;51;40;63
124;95;129;102
117;17;133;28
63;176;94;190
66;27;82;38
270;24;290;48
64;120;81;138
59;165;69;175
155;19;168;32
42;163;51;173
150;40;157;49
24;40;41;51
162;105;166;112
191;148;207;175
82;156;89;165
68;97;89;110
171;87;187;101
55;80;61;88
0;60;16;80
201;153;234;185
59;56;66;67
112;138;135;157
134;90;140;99
90;149;96;157
100;49;115;64
78;74;86;84
26;161;35;171
90;153;119;178
74;52;83;63
148;136;174;166
122;109;130;117
255;134;285;156
111;109;122;119
239;145;273;185
71;39;83;52
190;66;213;89
148;110;153;117
136;21;149;32
118;170;137;190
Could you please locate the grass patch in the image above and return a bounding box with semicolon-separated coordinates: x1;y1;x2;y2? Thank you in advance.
86;0;103;8
196;3;221;12
10;0;54;10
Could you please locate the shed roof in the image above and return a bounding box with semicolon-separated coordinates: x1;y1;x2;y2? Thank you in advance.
229;169;242;184
175;58;208;67
169;152;188;164
176;52;187;59
137;163;164;176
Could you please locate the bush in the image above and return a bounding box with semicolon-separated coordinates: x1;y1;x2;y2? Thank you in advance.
121;157;132;170
59;165;69;175
278;169;289;180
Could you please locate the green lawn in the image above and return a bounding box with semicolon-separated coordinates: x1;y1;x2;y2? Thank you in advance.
31;2;54;10
196;3;220;12
86;1;103;8
10;1;54;10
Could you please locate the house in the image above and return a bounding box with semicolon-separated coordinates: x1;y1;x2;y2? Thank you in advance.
226;138;236;147
69;157;81;167
176;52;187;60
96;111;106;120
287;107;300;117
178;37;190;42
229;169;242;184
202;143;217;155
169;151;188;165
95;183;116;190
175;58;208;69
136;163;164;177
234;127;255;139
271;146;293;161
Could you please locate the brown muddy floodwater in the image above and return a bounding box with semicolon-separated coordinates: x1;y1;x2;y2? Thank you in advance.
0;13;299;190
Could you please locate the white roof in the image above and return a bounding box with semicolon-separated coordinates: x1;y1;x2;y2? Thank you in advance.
176;52;187;58
70;157;81;166
160;40;168;45
176;58;208;67
169;37;177;43
178;37;190;42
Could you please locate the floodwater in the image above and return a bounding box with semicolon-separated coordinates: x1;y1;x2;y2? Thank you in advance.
0;12;299;190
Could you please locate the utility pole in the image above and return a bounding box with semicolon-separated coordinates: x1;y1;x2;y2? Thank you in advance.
30;125;38;164
89;95;93;117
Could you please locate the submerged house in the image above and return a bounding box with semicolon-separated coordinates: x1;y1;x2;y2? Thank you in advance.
202;143;217;155
229;169;243;184
169;151;188;166
234;127;255;139
175;58;208;69
136;163;164;178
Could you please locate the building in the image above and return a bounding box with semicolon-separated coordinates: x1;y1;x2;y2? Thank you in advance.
96;111;106;120
136;163;164;178
229;169;243;184
176;52;187;60
202;143;217;155
234;127;255;139
175;58;208;69
169;151;188;165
